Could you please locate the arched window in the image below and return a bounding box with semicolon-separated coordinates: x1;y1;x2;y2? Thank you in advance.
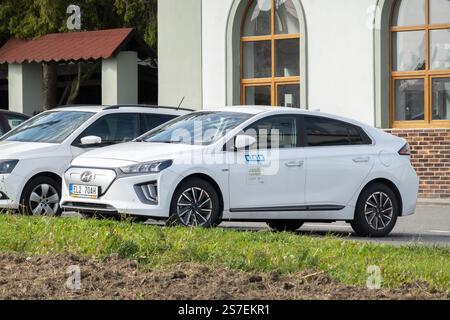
391;0;450;127
241;0;301;107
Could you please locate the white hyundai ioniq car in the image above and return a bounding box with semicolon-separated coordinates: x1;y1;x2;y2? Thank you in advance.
0;105;189;215
61;107;419;237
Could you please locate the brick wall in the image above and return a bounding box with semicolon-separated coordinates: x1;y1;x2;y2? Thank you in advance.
385;128;450;199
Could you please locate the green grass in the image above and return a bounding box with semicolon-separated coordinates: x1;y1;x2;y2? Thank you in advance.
0;214;448;291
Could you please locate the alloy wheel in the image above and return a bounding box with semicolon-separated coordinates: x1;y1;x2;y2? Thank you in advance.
364;191;393;230
176;187;213;226
29;184;60;216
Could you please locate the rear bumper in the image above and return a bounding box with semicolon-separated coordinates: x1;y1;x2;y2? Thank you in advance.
399;164;419;216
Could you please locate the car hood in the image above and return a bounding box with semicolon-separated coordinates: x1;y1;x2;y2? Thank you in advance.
0;141;61;160
74;142;206;167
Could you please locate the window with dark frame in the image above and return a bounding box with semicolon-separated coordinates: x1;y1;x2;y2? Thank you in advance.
304;116;370;147
75;113;140;146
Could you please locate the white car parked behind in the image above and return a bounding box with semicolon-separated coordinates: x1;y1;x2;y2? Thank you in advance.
61;107;419;237
0;105;189;215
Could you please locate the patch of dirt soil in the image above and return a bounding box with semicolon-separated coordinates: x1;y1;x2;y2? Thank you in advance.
0;253;446;300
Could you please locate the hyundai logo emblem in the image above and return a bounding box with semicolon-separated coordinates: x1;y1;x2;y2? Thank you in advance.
80;171;94;183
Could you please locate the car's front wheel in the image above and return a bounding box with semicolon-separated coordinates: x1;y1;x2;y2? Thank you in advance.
20;176;62;216
169;178;221;227
351;183;399;237
267;220;304;232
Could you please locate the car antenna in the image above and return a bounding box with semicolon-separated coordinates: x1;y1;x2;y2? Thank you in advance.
177;96;185;110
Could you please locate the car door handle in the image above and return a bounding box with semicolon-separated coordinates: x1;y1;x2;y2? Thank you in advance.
285;160;304;167
352;157;370;163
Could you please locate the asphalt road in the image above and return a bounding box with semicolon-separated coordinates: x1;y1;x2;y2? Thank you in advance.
218;205;450;247
64;204;450;246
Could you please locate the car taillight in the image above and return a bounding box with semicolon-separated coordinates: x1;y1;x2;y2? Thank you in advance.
398;143;411;156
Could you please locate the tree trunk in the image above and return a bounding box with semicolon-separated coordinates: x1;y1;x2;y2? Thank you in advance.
67;63;82;105
66;62;100;105
43;63;58;110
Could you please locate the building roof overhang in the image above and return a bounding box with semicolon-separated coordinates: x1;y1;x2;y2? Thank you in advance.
0;28;154;64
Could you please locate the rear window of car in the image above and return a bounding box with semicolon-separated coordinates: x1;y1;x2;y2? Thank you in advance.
304;116;371;147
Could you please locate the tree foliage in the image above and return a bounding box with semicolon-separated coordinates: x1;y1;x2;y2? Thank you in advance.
0;0;157;109
0;0;157;49
114;0;157;50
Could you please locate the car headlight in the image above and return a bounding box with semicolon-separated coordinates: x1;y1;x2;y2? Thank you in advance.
0;160;19;174
120;160;173;175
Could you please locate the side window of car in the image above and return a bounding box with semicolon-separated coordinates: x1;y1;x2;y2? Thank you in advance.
141;114;176;134
243;115;298;150
5;114;28;129
76;113;140;146
304;116;369;147
0;116;9;135
348;126;366;145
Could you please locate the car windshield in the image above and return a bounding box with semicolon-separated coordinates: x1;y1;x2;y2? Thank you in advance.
0;111;94;144
140;112;252;145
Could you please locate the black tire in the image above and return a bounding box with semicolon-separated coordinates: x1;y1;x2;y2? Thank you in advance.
351;183;399;237
267;220;304;232
168;178;221;228
20;176;62;216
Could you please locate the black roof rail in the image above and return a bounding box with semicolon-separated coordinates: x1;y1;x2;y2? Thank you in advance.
103;104;195;112
55;104;108;108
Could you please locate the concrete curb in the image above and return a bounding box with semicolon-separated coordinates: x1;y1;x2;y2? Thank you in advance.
417;198;450;207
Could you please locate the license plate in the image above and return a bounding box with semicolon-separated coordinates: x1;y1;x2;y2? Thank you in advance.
69;184;99;199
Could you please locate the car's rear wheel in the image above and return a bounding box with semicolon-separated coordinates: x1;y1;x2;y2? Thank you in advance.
20;176;62;216
351;183;398;237
169;178;221;228
267;220;304;232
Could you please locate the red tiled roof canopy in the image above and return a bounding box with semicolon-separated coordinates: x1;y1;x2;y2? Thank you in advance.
0;28;152;64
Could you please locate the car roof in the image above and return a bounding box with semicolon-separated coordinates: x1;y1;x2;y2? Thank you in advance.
205;106;275;115
0;109;31;118
50;104;192;114
52;105;106;113
205;105;326;115
203;106;372;129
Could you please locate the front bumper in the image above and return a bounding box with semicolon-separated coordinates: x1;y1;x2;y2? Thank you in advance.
61;168;180;218
0;173;24;209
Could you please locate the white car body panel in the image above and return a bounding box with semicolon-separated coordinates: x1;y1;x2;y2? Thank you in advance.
304;145;375;207
228;148;307;209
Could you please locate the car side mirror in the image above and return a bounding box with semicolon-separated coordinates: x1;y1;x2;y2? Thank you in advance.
235;134;257;150
80;136;102;146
